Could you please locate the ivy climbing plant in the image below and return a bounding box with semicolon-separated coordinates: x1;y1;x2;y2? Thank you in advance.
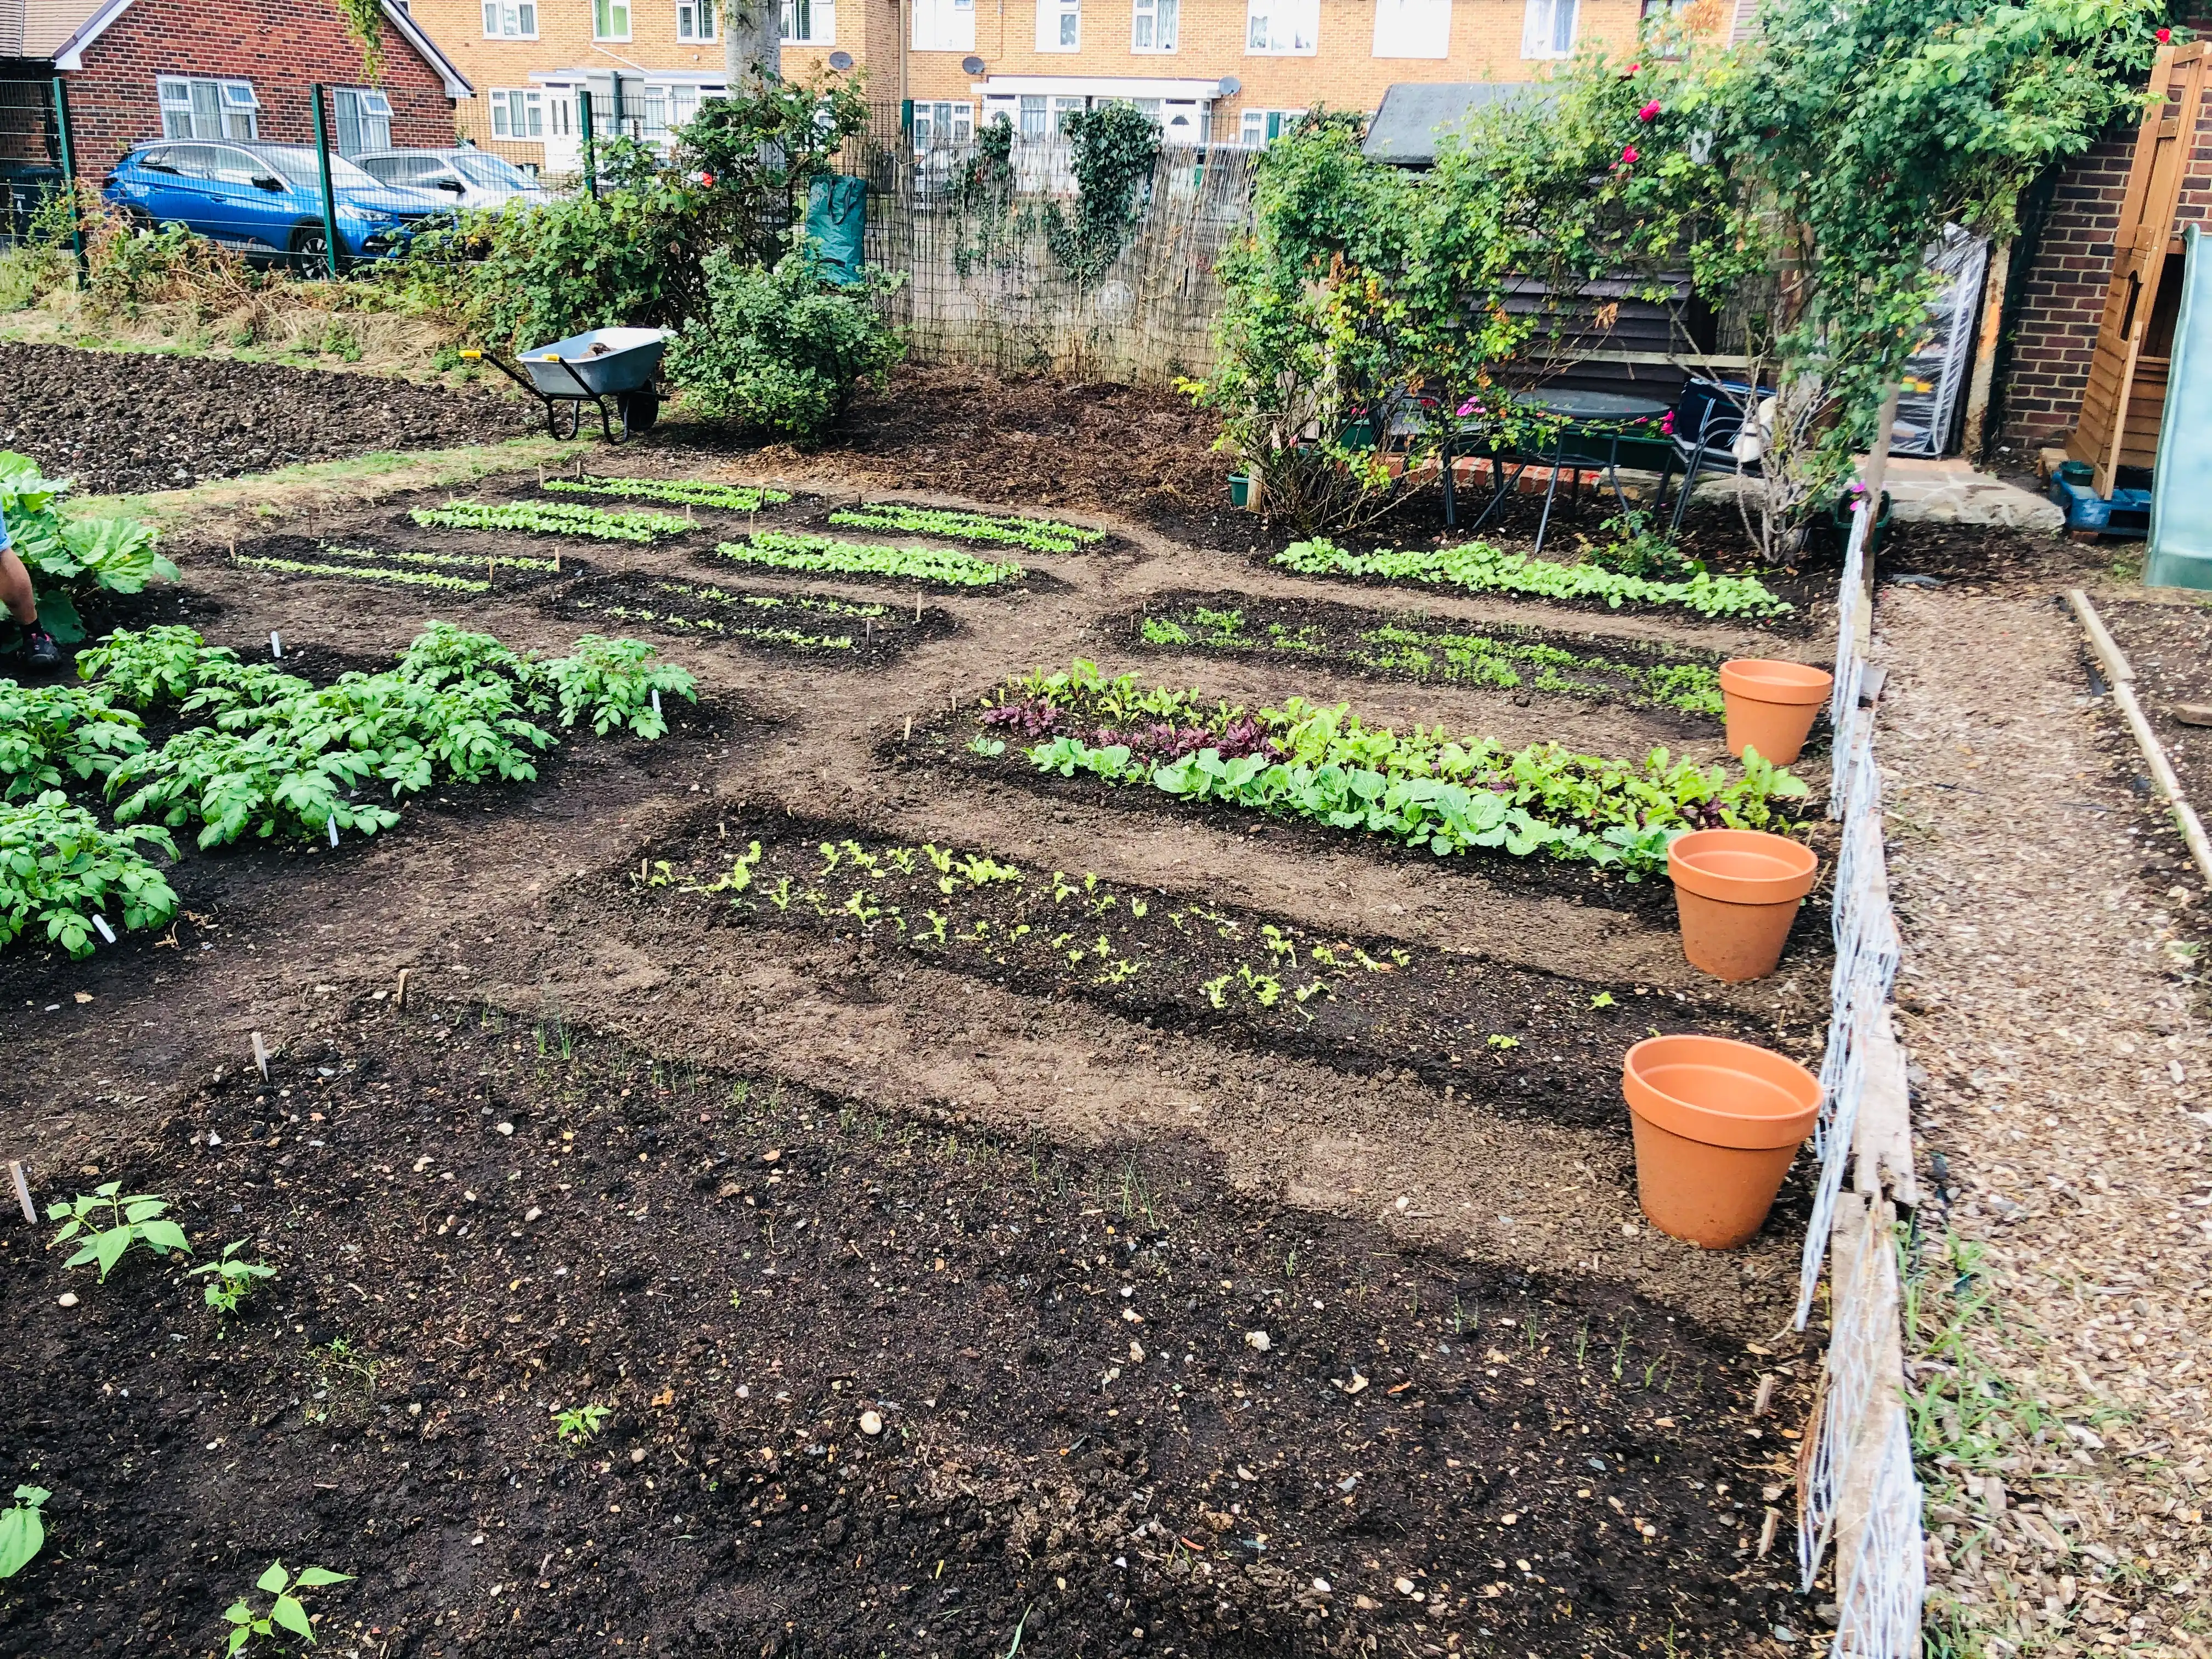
335;0;383;80
1042;102;1161;287
952;114;1020;278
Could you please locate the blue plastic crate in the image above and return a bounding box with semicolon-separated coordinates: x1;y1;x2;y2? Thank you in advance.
2050;475;2152;536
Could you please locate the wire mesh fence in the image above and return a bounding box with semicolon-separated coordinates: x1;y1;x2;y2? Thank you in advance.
1791;499;1927;1659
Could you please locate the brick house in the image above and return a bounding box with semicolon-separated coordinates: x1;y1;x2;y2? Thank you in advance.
1997;34;2212;453
0;0;472;176
401;0;1707;173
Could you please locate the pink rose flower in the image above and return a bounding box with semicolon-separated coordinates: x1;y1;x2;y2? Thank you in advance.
1619;144;1639;167
1639;100;1662;121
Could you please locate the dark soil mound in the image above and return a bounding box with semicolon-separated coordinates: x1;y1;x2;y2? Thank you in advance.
0;341;532;494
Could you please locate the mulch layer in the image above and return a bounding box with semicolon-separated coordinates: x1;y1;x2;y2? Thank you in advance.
0;341;534;495
2085;596;2212;814
0;998;1808;1658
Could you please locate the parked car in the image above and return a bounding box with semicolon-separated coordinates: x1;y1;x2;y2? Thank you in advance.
100;140;453;265
351;146;551;212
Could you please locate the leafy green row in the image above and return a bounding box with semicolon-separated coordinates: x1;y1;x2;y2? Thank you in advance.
1274;537;1791;620
79;624;697;852
577;603;858;650
0;680;148;801
826;503;1104;554
712;531;1025;588
233;554;491;592
318;543;560;572
1138;605;1725;716
0;791;178;958
544;476;793;511
410;499;691;544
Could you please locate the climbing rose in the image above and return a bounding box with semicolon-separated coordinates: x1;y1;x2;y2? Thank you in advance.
1619;144;1640;166
2158;26;2172;41
1638;100;1662;121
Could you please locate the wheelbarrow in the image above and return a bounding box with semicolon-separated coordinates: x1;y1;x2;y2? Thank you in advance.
461;326;668;442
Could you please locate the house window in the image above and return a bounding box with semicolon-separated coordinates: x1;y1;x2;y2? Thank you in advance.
1037;0;1077;50
1053;94;1084;131
1244;0;1316;53
331;87;393;155
678;0;716;36
1237;106;1304;144
1372;0;1447;55
595;0;631;38
1132;0;1176;50
910;0;974;51
911;99;973;148
157;76;259;141
489;88;545;138
482;0;537;35
1519;0;1574;57
1019;94;1047;137
782;0;835;41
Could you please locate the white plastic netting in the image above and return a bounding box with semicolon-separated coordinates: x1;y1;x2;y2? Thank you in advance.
1790;501;1926;1655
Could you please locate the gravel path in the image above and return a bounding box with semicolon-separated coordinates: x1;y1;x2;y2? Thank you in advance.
1878;580;2212;1658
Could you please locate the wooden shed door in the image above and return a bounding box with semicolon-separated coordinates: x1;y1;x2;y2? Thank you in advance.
2067;41;2208;495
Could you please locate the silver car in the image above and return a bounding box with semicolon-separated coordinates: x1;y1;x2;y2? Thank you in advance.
350;146;551;211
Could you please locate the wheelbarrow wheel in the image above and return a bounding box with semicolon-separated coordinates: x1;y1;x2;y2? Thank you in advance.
548;399;582;441
616;391;659;439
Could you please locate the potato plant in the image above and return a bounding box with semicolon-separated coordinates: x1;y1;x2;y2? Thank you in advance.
713;531;1024;588
543;476;793;511
410;499;691;544
0;681;148;799
0;791;178;956
826;503;1103;554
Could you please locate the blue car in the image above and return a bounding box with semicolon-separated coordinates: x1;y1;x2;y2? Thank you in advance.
102;139;452;266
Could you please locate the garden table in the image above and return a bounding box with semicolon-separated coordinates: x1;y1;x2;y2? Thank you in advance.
1443;388;1674;552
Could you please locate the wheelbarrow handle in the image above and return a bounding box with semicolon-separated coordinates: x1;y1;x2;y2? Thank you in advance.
459;348;540;396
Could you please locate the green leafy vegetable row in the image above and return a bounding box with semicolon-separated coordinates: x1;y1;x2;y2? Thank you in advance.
317;543;560;572
1138;603;1724;716
543;476;793;511
712;531;1024;588
826;503;1104;554
233;554;490;592
410;499;691;544
1274;537;1791;620
984;661;1808;877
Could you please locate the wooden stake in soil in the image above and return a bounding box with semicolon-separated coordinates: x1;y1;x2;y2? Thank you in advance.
1757;1509;1780;1559
1752;1373;1777;1416
251;1030;270;1081
8;1159;34;1224
395;968;410;1009
270;631;284;660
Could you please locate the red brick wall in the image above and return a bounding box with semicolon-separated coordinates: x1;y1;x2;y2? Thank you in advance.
63;0;455;179
2001;42;2212;449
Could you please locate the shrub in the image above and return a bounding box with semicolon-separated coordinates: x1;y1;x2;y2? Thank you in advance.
665;234;903;447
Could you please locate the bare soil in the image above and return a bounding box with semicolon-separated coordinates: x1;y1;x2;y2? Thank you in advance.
0;341;533;495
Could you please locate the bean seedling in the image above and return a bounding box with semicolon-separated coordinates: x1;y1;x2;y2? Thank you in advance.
555;1402;610;1442
221;1561;353;1655
47;1182;190;1280
189;1239;276;1315
0;1485;47;1578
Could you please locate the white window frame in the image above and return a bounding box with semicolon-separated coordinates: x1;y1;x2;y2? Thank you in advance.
1372;0;1447;56
1037;0;1079;51
1244;0;1317;54
782;0;836;41
1519;0;1575;58
910;0;975;51
678;0;717;37
1018;92;1047;137
910;98;974;148
489;87;545;138
1237;105;1304;144
1131;0;1176;52
332;86;394;156
481;0;538;36
595;0;633;40
157;75;261;141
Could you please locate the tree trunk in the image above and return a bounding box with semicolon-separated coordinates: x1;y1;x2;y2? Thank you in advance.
723;0;781;89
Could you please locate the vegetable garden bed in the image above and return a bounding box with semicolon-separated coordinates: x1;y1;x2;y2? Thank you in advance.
627;815;1814;1127
0;997;1808;1657
552;572;956;660
1125;591;1737;721
226;535;575;596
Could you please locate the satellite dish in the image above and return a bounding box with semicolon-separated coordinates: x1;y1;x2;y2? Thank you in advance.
961;54;986;75
1216;75;1241;96
828;49;854;69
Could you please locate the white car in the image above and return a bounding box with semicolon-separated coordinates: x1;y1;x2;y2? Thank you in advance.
351;146;551;211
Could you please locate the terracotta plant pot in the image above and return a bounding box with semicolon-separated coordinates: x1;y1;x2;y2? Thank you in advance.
1622;1034;1822;1248
1667;828;1819;983
1717;658;1833;767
